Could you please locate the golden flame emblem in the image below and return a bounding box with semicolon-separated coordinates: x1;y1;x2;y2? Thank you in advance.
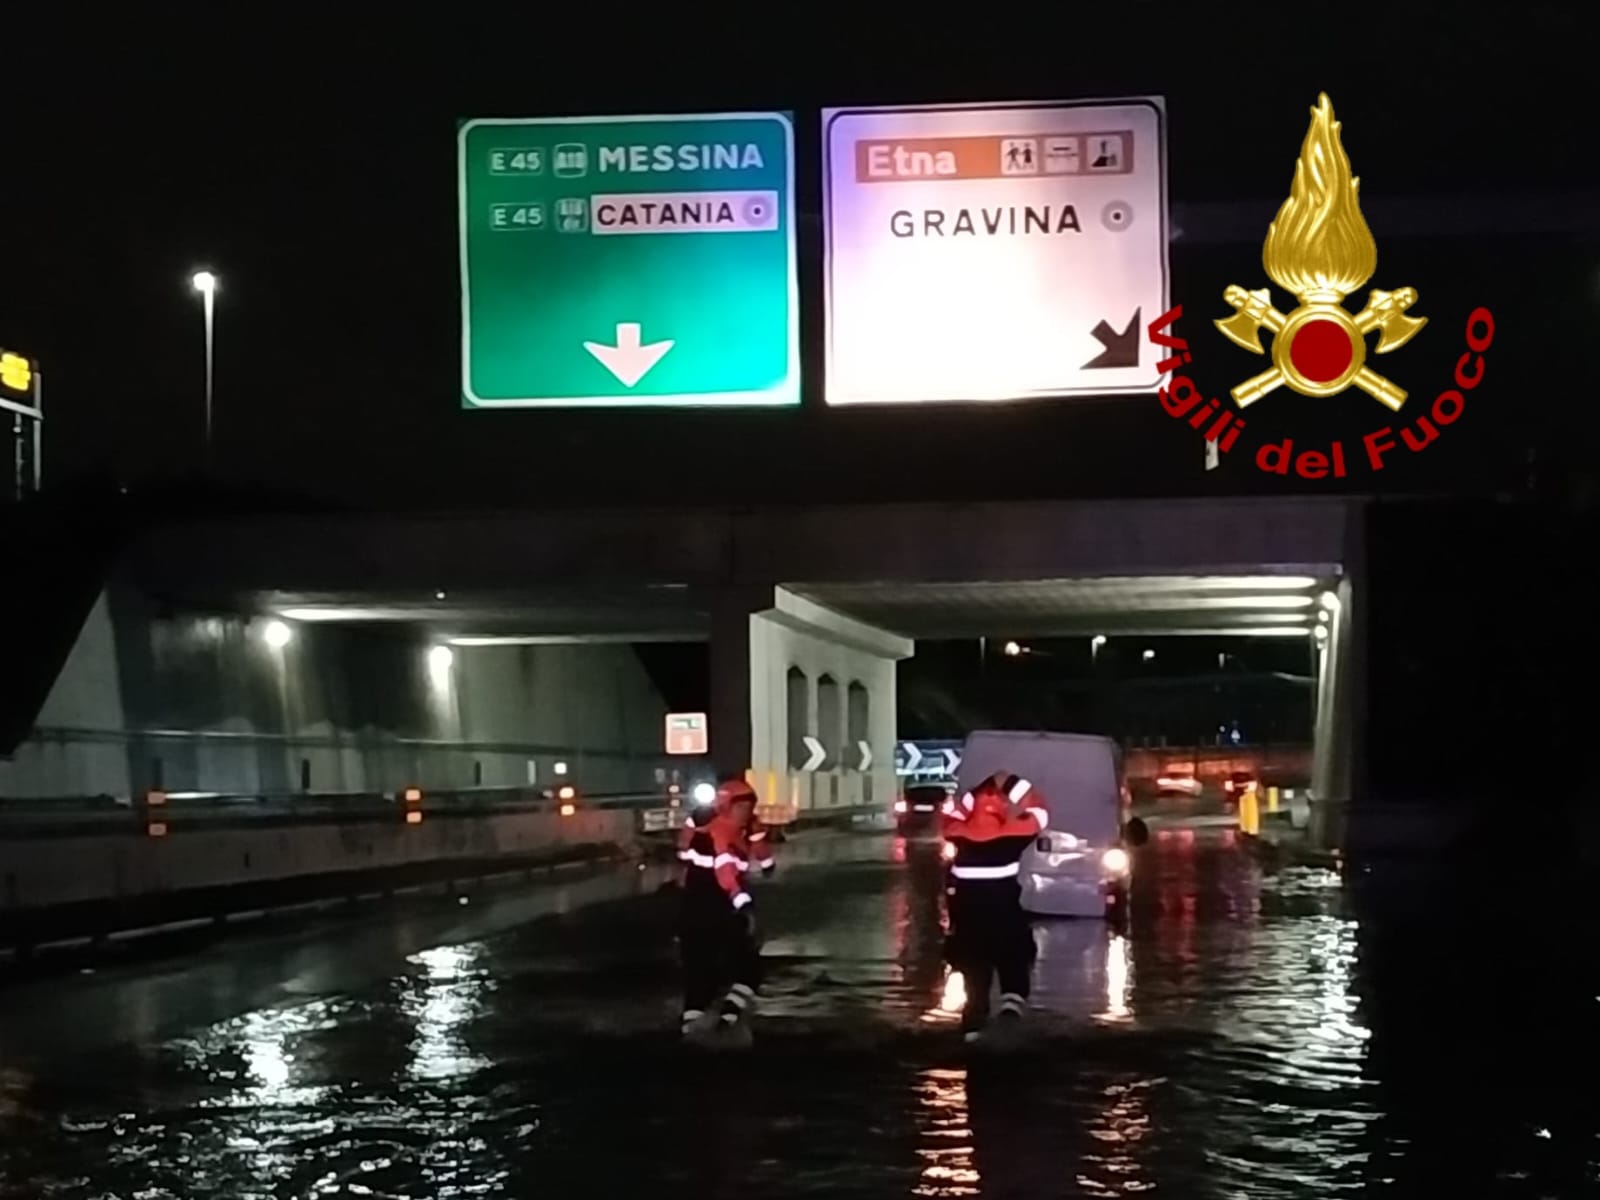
1216;94;1426;410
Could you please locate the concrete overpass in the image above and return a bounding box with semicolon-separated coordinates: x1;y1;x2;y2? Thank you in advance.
93;495;1361;825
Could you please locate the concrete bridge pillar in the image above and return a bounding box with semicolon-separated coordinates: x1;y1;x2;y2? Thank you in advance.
1310;563;1366;849
709;585;912;822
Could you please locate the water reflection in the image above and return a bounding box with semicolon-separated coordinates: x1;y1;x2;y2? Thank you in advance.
403;942;491;1083
923;966;967;1024
912;1066;979;1197
1081;1075;1157;1196
187;999;338;1109
1102;933;1132;1023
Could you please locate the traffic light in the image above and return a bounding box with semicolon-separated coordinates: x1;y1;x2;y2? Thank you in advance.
0;351;32;394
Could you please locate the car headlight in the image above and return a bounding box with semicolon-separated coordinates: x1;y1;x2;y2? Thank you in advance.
1102;847;1130;875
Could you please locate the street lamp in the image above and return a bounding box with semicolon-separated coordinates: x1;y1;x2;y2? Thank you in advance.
190;270;218;460
1003;640;1023;657
1091;634;1107;662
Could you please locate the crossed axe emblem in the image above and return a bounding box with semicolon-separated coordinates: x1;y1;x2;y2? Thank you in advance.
1215;285;1427;410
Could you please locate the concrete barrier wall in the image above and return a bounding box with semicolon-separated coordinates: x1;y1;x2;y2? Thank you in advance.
0;807;637;915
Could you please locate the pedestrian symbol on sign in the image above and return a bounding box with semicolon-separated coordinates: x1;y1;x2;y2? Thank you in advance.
1000;138;1039;175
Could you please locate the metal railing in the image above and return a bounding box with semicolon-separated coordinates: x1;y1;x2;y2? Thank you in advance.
9;725;684;802
0;785;679;839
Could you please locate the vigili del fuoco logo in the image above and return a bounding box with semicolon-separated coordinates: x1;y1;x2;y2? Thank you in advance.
1147;93;1494;479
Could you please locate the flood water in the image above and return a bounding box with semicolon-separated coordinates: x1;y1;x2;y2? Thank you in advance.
0;826;1594;1197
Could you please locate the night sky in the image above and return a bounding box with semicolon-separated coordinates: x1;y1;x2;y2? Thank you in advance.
5;11;1595;510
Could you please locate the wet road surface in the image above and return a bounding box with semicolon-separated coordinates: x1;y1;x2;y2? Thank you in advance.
0;826;1595;1197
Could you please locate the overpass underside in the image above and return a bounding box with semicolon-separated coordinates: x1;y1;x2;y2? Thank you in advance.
78;495;1364;843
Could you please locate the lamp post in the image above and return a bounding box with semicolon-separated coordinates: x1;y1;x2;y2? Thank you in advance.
190;270;217;461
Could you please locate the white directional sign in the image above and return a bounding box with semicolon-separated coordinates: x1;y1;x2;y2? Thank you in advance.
900;742;923;772
858;740;874;771
943;749;962;774
822;99;1168;404
801;736;826;772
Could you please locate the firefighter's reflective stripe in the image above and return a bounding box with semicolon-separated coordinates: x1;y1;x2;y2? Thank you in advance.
683;848;749;871
732;891;753;909
950;862;1021;880
1024;806;1049;830
749;829;767;842
1008;777;1033;803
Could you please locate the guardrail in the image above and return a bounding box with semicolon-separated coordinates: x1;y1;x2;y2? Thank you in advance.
0;786;680;839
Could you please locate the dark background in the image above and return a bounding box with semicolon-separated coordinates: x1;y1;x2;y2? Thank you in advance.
3;8;1596;508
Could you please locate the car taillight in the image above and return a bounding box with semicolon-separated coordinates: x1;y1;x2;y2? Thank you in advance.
894;798;908;814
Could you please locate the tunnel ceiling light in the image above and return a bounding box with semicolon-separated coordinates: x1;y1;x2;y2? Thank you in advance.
277;606;400;622
1142;649;1156;661
1212;595;1315;609
1163;575;1320;590
1236;626;1321;637
1319;590;1342;612
1091;634;1107;646
435;590;447;600
261;619;293;648
428;645;454;672
1002;640;1023;656
1314;625;1330;640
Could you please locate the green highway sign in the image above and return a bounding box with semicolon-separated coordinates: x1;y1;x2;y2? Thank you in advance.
458;112;799;408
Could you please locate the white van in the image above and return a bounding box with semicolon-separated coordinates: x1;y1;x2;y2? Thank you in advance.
955;730;1146;918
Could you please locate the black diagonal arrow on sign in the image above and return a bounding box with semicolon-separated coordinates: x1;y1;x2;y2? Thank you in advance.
1082;309;1141;369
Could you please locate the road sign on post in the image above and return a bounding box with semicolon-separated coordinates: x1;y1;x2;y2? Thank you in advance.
458;112;800;408
665;712;709;756
821;99;1168;404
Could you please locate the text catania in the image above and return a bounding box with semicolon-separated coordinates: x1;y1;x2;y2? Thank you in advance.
596;200;740;230
599;143;765;173
890;207;1081;237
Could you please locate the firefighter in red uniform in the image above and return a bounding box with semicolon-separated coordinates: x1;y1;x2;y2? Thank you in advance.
678;785;775;878
677;778;765;1044
942;771;1050;1042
